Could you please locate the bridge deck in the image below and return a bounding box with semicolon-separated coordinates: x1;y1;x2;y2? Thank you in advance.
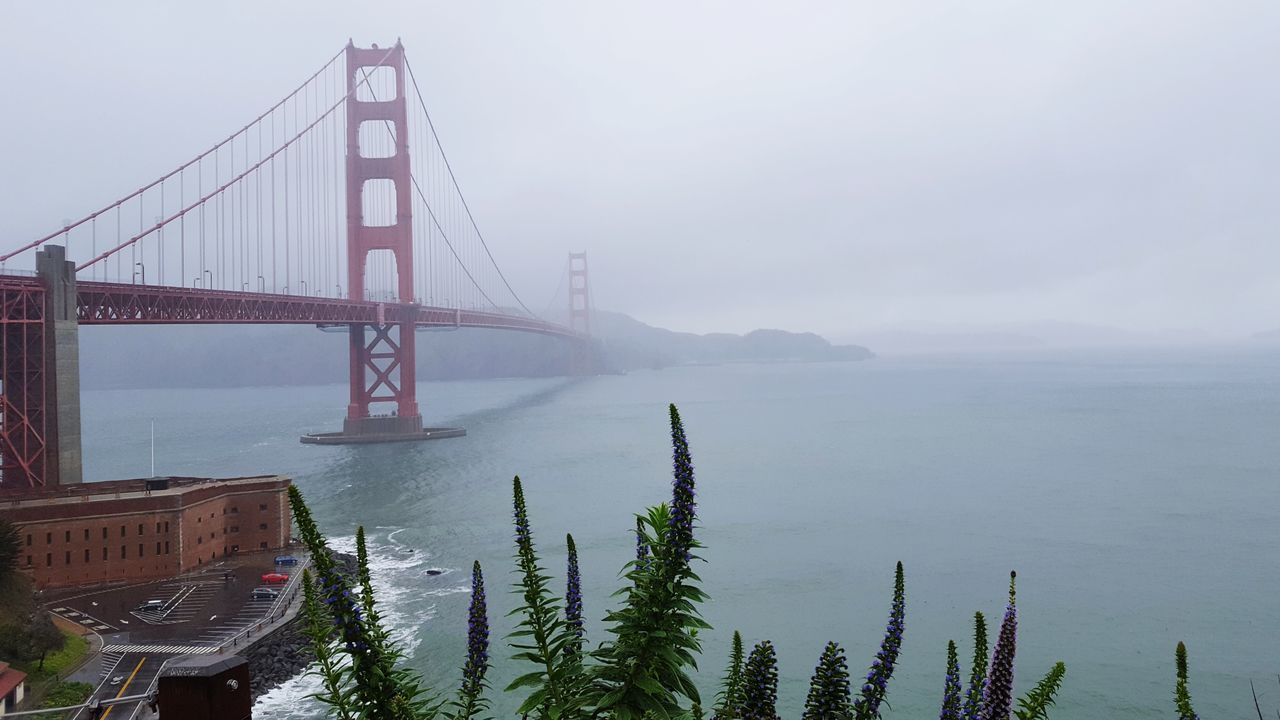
70;280;581;338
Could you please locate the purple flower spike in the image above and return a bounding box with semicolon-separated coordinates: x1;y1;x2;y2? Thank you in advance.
634;516;650;573
940;640;962;720
462;561;489;695
565;533;584;655
666;404;697;564
979;572;1017;720
742;640;779;720
854;562;905;719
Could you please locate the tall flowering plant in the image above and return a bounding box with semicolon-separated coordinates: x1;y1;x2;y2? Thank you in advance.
935;572;1066;720
1174;642;1198;720
587;404;711;719
741;641;779;720
713;630;746;720
289;485;428;720
980;572;1019;720
504;477;583;718
564;533;585;658
853;561;906;720
963;612;988;720
940;641;963;720
450;561;489;720
803;641;852;720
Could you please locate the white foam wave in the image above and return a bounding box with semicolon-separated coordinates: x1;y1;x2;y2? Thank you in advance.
251;667;326;719
253;527;457;717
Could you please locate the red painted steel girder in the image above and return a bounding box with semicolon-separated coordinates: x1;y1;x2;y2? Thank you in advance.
74;281;583;338
0;277;48;490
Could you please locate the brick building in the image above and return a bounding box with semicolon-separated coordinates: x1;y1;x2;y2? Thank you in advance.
1;475;291;589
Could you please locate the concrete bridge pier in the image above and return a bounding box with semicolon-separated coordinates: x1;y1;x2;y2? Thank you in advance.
37;245;82;486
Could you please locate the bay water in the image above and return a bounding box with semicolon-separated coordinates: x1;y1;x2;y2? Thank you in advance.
81;349;1280;718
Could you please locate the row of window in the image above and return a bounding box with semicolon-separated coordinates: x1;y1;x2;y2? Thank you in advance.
31;540;172;567
24;520;274;551
23;508;275;547
195;523;272;542
27;521;174;546
196;504;271;524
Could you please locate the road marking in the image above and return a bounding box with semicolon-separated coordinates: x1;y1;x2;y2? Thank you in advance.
100;655;145;719
101;644;218;655
99;653;125;679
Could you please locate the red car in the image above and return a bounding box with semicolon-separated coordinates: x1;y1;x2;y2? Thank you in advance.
261;572;290;584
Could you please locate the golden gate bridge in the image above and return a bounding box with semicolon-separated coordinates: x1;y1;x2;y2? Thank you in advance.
0;41;594;492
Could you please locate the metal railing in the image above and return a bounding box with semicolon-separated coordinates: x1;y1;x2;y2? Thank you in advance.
216;554;311;653
5;691;153;718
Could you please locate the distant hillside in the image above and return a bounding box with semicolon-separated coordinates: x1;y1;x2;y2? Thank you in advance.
77;311;872;390
593;311;873;368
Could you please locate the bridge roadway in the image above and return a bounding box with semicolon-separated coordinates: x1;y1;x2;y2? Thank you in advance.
0;276;579;337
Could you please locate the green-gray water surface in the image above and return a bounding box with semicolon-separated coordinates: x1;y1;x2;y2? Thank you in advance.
81;350;1280;718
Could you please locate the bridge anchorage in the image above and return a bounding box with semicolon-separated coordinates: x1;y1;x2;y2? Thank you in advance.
0;40;596;489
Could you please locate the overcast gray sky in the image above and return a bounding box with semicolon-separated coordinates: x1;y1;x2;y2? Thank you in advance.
4;2;1280;341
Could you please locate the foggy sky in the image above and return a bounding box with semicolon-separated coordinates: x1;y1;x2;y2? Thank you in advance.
4;2;1280;342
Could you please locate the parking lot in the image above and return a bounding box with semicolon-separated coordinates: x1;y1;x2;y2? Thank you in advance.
47;550;305;719
46;550;303;649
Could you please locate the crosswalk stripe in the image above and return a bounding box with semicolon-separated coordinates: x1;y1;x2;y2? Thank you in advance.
100;644;218;655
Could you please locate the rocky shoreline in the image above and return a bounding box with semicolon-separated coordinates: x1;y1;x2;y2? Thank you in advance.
240;552;357;702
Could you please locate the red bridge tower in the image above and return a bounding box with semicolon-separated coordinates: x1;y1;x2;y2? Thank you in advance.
314;41;460;443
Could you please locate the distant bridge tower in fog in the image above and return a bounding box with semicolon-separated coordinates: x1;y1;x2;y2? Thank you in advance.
568;252;596;375
569;252;592;336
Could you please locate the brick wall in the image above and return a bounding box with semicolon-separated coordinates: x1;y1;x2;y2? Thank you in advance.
5;476;292;589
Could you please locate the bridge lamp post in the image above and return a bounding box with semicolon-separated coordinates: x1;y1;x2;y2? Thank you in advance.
258;275;265;293
204;269;213;289
133;262;145;285
299;280;308;296
336;284;342;298
192;276;201;288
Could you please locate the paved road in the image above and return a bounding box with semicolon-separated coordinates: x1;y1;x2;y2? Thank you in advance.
72;652;165;720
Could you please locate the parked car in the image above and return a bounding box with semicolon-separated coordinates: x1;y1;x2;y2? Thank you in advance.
260;572;290;584
251;587;280;600
135;599;165;612
110;675;125;686
274;555;299;566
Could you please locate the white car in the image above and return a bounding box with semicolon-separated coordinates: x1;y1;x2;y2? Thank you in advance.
110;675;124;686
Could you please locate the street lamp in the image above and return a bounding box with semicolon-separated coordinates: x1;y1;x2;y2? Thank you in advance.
133;262;145;285
258;275;265;292
204;269;213;289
